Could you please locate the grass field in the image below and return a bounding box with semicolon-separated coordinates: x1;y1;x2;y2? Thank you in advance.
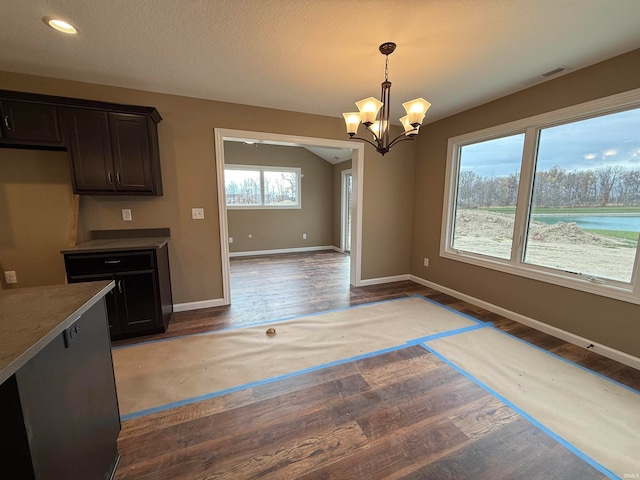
583;229;639;244
483;206;640;215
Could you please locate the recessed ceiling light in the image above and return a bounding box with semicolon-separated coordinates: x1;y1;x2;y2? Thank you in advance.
43;16;77;35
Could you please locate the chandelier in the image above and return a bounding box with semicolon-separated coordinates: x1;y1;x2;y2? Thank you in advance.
343;42;431;156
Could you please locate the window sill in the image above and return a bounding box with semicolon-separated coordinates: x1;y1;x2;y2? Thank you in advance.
226;205;302;210
439;248;640;306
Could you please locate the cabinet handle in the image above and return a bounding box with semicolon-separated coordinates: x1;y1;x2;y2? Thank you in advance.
107;172;113;184
3;115;11;131
116;172;122;184
118;280;123;294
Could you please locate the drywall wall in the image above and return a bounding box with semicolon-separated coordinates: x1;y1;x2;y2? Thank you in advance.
225;142;333;252
412;48;640;357
0;70;416;303
0;149;73;288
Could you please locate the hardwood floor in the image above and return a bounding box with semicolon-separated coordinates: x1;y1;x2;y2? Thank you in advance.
113;251;639;479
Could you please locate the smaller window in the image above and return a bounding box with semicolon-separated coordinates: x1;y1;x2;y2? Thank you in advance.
225;165;301;209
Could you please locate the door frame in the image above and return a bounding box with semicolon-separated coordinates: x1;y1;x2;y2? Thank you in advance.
341;169;353;253
214;128;365;305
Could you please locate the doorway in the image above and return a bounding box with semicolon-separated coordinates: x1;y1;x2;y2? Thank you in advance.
214;128;365;305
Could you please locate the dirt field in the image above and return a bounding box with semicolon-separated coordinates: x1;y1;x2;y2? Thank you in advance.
453;209;637;283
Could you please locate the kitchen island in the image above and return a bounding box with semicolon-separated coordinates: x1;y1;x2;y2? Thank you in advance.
0;281;121;479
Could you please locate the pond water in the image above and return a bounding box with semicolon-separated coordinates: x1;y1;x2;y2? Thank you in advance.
532;214;640;232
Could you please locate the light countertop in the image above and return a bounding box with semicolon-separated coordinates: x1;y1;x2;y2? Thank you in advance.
0;281;114;384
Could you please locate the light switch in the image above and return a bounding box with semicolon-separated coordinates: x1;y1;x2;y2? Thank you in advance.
192;208;205;220
4;270;17;284
122;209;132;221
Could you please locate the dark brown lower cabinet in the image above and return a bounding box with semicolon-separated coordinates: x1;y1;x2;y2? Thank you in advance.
0;298;120;479
64;246;173;340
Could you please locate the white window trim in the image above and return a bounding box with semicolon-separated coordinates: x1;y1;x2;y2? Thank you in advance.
440;87;640;305
225;164;302;209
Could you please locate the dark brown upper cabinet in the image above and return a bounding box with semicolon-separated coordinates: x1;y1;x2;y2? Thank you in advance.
60;109;162;195
0;89;163;196
0;100;63;147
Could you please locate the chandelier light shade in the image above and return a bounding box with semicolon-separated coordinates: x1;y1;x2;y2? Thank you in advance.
355;97;383;124
343;42;431;155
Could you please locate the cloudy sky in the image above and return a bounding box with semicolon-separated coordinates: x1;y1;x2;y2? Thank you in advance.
460;108;640;177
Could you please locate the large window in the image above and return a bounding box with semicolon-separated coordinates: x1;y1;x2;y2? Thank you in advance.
442;89;640;303
453;134;524;260
225;165;301;209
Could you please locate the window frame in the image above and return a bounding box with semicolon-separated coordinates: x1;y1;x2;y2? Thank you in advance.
440;87;640;305
225;164;302;210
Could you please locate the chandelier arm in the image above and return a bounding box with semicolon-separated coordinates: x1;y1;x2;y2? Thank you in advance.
363;125;382;145
349;135;381;149
363;124;379;139
387;132;416;149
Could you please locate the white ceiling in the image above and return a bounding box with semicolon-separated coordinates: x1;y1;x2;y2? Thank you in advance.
2;0;640;129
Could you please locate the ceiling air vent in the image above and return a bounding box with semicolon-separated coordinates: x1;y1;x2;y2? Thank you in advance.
542;67;567;78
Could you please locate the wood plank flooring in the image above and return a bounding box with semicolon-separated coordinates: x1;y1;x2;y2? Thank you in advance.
113;251;639;479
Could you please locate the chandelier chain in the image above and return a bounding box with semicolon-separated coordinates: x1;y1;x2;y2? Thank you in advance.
384;54;389;82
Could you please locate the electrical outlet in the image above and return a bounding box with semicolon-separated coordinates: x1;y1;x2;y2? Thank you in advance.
192;208;205;220
4;270;17;284
423;257;429;267
122;209;132;221
229;237;233;244
303;233;307;239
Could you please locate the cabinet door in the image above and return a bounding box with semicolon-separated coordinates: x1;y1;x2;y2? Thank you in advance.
59;108;116;193
0;100;61;144
108;113;155;193
68;273;121;336
116;270;160;333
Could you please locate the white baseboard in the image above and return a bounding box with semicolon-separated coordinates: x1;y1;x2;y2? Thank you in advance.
359;274;411;286
229;245;338;258
173;298;227;312
409;274;640;371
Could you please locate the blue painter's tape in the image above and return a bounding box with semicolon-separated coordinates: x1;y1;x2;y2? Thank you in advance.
408;322;489;344
484;325;640;395
122;323;492;420
412;294;489;326
422;343;620;480
120;341;415;421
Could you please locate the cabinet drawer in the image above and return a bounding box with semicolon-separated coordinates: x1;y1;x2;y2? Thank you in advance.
65;251;155;275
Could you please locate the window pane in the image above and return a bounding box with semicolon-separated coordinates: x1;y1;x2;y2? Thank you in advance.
524;108;640;283
263;170;298;205
225;169;261;205
452;134;525;259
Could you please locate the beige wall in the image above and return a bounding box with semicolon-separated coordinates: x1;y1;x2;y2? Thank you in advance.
1;50;637;356
0;71;416;303
332;159;352;249
412;48;640;357
225;142;333;252
0;149;73;288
